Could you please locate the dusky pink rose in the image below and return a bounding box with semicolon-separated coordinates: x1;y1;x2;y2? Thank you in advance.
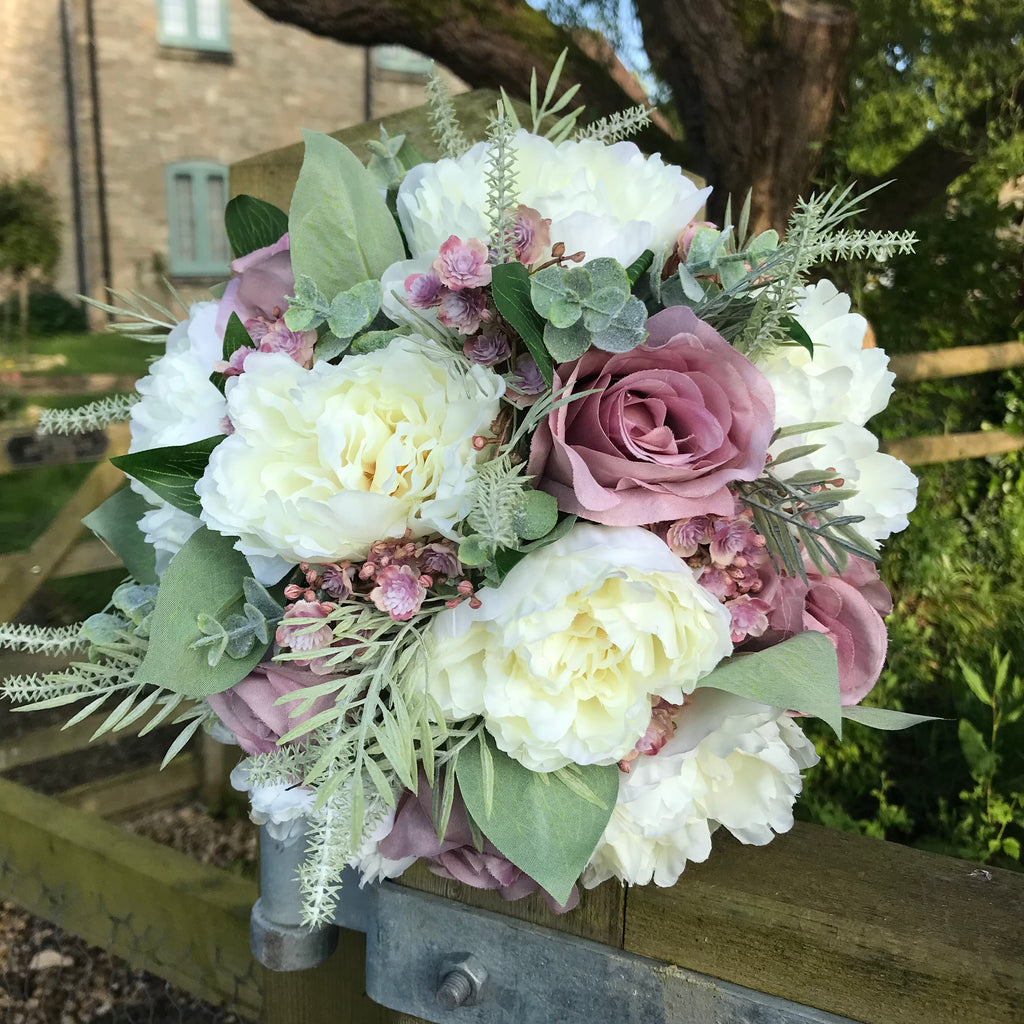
377;776;578;913
528;307;775;525
753;556;892;705
215;234;294;337
207;662;337;755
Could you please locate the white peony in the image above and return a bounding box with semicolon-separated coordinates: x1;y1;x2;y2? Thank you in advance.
196;339;504;583
427;524;733;773
759;280;895;429
396;131;711;270
230;761;313;845
756;280;917;546
582;689;819;888
127;301;227;574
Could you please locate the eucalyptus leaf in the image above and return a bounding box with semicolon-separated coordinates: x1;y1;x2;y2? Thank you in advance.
326;279;381;339
696;631;843;736
289;130;405;299
490;261;553;386
677;263;706;302
111;436;223;517
842;706;942;730
457;534;494;567
135;528;268;697
456;732;618;907
590;295;648;352
544;320;590;362
82;487;158;585
351;328;405;354
224;195;289;260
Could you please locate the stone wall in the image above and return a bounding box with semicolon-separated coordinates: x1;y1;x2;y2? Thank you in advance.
0;0;463;315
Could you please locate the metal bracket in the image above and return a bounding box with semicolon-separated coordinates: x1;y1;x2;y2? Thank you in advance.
251;826;857;1023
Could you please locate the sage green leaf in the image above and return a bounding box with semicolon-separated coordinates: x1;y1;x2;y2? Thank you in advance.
490;261;553;386
224;195;289;259
513;489;558;541
457;534;494;567
135;527;268;697
842;706;942;730
351;328;405;354
456;732;618;906
749;228;780;255
326;279;381;339
696;631;843;737
544;319;591;362
82;486;158;584
590;295;648;353
580;286;627;332
111;436;223;517
677;263;705;302
289;130;405;299
530;265;571;321
547;293;584;329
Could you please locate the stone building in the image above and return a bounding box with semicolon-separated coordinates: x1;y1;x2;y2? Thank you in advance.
0;0;462;310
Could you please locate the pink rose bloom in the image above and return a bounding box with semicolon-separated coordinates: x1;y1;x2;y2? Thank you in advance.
432;235;492;290
528;307;775;525
207;662;337;755
378;776;578;913
753;556;892;705
215;234;294;337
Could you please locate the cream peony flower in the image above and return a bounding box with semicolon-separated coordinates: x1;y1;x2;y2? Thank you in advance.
759;280;895;429
756;280;917;546
196;339;504;583
128;301;227;574
428;524;733;773
396;132;712;270
582;689;819;888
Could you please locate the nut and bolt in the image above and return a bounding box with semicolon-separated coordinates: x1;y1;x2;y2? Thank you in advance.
436;953;489;1010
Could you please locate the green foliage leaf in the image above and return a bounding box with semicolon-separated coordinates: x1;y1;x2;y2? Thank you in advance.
223;195;289;260
351;327;405;354
490;261;553;386
456;732;618;906
958;719;998;782
543;319;590;362
111;436;223;517
222;312;252;359
457;534;494;567
364;128;427;190
841;706;942;730
781;315;815;357
326;280;381;339
696;631;843;737
289;130;405;300
626;249;654;287
590;295;648;353
82;487;158;584
135;528;268;697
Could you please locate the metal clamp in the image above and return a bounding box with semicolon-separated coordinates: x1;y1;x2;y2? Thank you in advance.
250;825;857;1023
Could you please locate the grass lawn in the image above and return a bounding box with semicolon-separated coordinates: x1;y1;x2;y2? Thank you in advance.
0;332;157;378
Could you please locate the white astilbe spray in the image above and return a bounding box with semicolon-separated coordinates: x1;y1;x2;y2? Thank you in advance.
575;105;653;143
37;394;136;435
0;623;86;655
426;65;470;159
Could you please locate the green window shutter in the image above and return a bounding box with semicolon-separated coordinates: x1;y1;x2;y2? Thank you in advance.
165;162;231;277
157;0;230;52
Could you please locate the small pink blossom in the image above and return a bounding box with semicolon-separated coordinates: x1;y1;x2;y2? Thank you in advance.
726;595;772;643
369;564;427;621
512;205;552;266
275;600;335;653
678;220;716;260
437;288;491;335
463;331;511;366
418;541;462;579
709;517;764;566
433;235;492;290
405;271;444;309
666;516;714;558
320;563;357;600
252;317;316;367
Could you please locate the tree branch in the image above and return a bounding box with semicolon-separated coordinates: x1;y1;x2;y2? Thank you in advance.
244;0;688;165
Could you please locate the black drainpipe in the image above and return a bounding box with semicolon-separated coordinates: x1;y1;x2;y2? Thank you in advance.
59;0;88;299
84;0;112;300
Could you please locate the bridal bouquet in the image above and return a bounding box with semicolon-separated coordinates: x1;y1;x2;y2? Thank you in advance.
1;67;928;921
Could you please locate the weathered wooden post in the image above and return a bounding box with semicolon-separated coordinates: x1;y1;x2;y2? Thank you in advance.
231;93;1024;1024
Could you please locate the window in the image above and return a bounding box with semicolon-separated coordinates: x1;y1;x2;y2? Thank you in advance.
165;162;231;277
374;45;432;76
157;0;230;52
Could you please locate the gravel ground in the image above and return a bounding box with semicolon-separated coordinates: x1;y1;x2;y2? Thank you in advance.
0;801;259;1024
1;651;261;1024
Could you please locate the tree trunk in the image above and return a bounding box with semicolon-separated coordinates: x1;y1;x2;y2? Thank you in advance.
636;0;858;231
